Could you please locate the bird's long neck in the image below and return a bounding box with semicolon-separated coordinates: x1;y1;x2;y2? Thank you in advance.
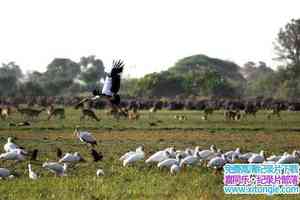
63;163;68;172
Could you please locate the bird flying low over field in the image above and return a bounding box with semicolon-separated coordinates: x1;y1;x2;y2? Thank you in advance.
75;60;126;115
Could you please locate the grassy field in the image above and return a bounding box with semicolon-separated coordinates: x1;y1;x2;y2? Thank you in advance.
0;109;300;200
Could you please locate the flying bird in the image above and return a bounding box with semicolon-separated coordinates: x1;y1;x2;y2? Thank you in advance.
75;60;126;115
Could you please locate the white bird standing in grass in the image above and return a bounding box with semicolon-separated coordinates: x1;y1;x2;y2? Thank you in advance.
276;151;300;164
0;149;25;162
59;152;84;164
0;168;14;179
74;127;97;147
28;163;38;180
179;152;202;167
248;150;265;163
238;152;254;162
43;161;67;176
198;145;217;160
225;148;240;159
267;152;288;162
120;146;144;161
145;147;176;163
4;137;26;154
170;163;180;175
157;154;183;169
96;169;105;176
123;146;145;167
4;137;18;152
207;154;227;175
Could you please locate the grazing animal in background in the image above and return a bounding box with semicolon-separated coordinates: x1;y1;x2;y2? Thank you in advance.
17;107;45;119
267;108;281;120
174;115;187;121
224;110;240;121
8;121;31;127
128;107;140;120
90;149;103;162
80;109;100;121
47;105;65;120
74;127;97;147
149;106;157;119
0;106;10;120
203;107;214;120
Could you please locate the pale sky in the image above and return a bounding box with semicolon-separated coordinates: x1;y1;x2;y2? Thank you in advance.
0;0;299;77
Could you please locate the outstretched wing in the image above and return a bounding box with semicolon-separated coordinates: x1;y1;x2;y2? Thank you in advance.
110;59;125;94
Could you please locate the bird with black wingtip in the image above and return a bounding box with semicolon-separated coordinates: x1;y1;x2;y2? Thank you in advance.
75;59;127;116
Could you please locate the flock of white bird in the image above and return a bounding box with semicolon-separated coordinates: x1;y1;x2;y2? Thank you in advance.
119;144;300;175
1;128;300;179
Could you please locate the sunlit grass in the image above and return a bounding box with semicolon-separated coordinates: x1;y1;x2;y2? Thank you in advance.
0;109;300;199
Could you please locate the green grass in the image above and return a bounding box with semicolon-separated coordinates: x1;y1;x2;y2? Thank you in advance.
0;109;300;200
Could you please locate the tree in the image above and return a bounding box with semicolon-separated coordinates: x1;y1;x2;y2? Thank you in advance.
78;55;105;90
274;18;300;73
0;62;23;96
43;58;81;95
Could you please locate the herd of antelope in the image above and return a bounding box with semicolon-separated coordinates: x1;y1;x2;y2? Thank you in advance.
0;102;284;124
0;103;141;123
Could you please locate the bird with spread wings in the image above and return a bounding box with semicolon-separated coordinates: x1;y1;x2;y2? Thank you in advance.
75;59;127;116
